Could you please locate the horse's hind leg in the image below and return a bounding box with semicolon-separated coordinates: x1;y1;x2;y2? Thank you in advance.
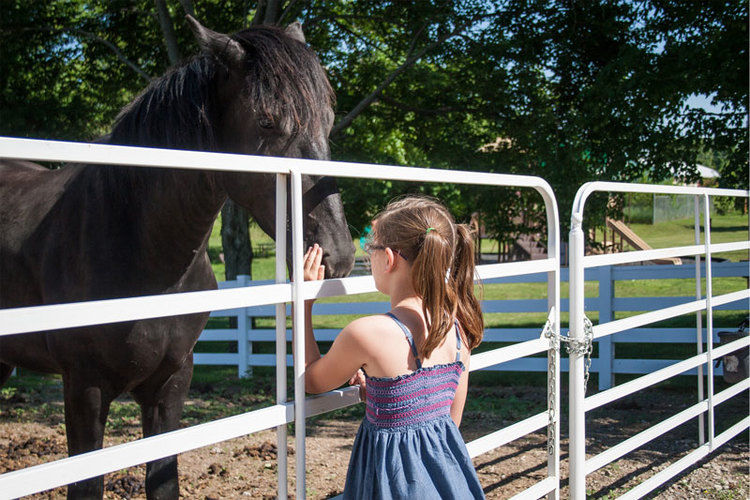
133;356;193;500
62;370;115;499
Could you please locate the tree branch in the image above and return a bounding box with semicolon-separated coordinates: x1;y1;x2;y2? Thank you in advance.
154;0;181;65
331;14;491;137
278;0;301;25
77;30;153;82
178;0;195;17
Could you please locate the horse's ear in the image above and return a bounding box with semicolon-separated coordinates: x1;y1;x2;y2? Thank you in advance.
186;15;245;65
285;22;306;43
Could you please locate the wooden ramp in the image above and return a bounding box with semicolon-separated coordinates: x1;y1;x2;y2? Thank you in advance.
605;218;682;265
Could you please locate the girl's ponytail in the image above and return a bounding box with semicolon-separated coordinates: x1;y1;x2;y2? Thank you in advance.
372;196;484;358
412;225;458;358
450;224;483;350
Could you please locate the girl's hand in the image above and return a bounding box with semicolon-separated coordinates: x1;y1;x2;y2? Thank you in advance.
303;244;325;282
303;244;324;307
348;369;367;401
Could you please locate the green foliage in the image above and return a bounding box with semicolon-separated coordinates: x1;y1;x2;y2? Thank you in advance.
1;0;746;240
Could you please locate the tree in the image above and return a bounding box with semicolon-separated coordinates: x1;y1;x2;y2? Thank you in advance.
2;1;746;263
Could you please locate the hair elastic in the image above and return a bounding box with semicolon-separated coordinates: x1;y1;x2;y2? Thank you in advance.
426;227;436;234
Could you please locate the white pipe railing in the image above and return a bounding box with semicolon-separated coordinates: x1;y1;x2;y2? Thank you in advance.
6;138;746;499
568;181;749;500
0;136;563;499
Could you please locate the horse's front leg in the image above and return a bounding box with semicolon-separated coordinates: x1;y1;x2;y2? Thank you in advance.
62;370;114;499
134;355;193;500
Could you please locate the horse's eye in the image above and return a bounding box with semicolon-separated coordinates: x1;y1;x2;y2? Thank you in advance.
258;117;274;129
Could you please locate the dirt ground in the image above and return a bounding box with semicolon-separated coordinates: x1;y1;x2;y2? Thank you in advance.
1;386;747;499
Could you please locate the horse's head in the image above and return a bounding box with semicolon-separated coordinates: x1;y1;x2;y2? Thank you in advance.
188;16;354;278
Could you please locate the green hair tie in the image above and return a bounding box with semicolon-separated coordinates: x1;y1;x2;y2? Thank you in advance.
426;227;436;234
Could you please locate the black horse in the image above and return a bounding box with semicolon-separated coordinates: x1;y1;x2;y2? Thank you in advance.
0;17;354;499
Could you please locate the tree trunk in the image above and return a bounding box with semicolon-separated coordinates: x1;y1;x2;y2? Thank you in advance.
221;199;253;281
155;0;181;66
263;0;282;25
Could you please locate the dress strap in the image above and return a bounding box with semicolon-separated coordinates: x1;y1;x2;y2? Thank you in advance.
385;312;422;369
454;320;462;362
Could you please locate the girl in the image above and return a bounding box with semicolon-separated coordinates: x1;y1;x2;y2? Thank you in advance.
302;196;485;499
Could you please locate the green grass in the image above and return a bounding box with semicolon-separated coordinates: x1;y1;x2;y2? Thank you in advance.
625;213;748;262
208;217;279;280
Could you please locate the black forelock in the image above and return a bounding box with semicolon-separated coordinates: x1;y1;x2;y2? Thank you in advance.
231;25;335;138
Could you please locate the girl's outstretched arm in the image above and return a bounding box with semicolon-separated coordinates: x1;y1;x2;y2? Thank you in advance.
301;244;369;394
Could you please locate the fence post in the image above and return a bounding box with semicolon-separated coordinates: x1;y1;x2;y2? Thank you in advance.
291;169;307;499
275;173;288;499
693;195;705;445
598;265;614;390
702;194;715;449
569;212;587;500
237;274;251;378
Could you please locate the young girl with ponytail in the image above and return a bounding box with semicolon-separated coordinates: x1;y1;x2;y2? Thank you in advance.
302;196;485;499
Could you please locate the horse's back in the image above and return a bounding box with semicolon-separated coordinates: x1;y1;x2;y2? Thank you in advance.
0;160;79;306
0;159;76;216
0;158;48;171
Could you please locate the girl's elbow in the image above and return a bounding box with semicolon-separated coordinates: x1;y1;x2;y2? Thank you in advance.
304;375;326;394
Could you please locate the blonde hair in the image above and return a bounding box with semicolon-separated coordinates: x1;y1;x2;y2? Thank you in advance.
372;196;483;356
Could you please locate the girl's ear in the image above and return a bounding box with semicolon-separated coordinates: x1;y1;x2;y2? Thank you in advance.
384;248;396;271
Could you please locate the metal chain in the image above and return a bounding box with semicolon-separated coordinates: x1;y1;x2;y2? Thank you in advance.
541;311;594;456
542;312;558;456
561;316;595;394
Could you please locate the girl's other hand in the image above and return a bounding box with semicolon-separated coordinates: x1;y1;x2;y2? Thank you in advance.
348;369;367;401
303;244;325;282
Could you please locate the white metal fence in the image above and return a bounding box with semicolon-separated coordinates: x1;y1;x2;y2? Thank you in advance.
0;137;563;499
567;182;750;499
205;261;748;391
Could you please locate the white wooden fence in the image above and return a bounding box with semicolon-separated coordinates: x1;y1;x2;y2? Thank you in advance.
200;261;748;391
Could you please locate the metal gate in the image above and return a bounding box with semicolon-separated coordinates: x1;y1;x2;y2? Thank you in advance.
567;181;750;499
0;137;563;499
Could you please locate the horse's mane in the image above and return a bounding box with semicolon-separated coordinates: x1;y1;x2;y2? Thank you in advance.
109;56;218;150
107;25;334;152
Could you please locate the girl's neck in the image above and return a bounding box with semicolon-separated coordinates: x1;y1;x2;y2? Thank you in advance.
390;294;422;312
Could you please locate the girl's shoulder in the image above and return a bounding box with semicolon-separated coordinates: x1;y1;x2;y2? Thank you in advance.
341;314;405;350
344;314;401;338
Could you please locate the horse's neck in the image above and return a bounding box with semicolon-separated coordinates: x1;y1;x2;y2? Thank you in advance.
94;165;226;278
144;168;225;250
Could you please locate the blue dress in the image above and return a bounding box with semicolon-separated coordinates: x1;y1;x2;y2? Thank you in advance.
343;313;485;499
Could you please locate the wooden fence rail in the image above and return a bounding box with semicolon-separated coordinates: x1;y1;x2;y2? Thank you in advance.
198;261;748;389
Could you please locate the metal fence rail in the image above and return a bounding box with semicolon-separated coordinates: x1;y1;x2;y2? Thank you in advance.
567;181;749;500
0;137;562;499
288;159;563;499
